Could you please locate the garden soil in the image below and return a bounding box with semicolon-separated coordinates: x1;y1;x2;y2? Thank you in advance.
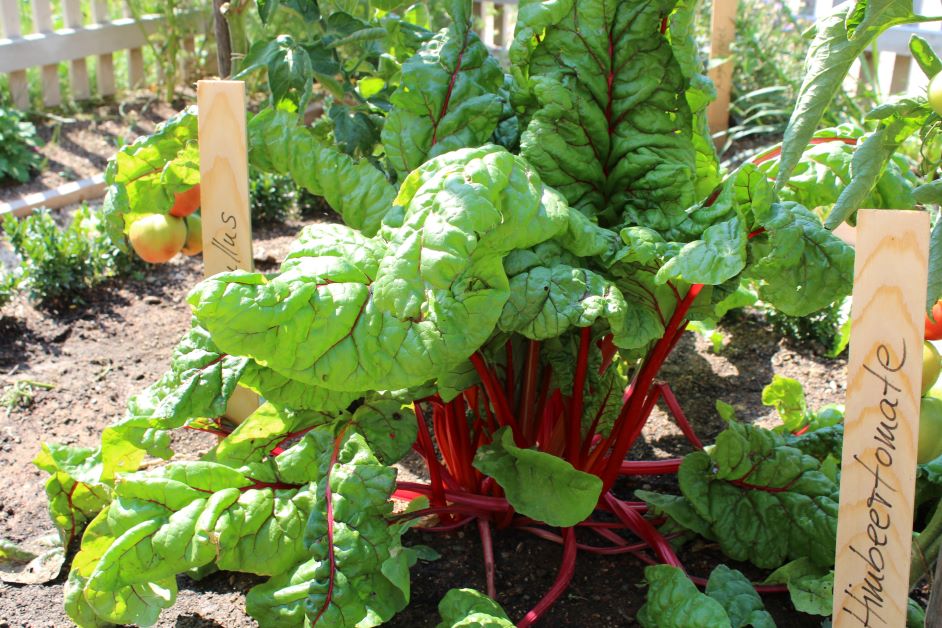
0;217;840;627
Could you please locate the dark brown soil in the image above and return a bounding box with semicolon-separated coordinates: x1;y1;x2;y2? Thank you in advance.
0;217;846;627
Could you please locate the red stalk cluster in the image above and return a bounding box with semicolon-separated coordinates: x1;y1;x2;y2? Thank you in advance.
393;281;718;626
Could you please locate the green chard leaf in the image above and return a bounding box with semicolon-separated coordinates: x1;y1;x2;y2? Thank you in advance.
512;0;697;233
381;1;504;178
437;588;514;628
644;422;839;570
473;426;602;526
746;202;854;316
248;109;395;236
764;557;833;616
761;374;809;431
245;431;408;628
668;0;721;200
705;565;776;628
188;146;581;395
637;565;731;627
33;444;111;546
65;447;324;626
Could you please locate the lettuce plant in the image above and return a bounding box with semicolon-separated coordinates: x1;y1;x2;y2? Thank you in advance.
36;0;866;626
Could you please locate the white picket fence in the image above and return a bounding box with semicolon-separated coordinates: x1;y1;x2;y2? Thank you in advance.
0;0;207;108
473;0;518;54
803;0;942;97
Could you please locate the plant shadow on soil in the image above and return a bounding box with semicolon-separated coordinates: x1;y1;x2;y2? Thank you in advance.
0;217;844;626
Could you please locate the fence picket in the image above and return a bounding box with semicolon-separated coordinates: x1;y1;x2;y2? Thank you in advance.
123;1;145;88
32;0;61;107
92;0;115;96
481;1;496;48
0;0;29;109
498;2;515;48
63;0;90;100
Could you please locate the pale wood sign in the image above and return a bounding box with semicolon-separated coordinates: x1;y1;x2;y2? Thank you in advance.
197;79;258;423
833;209;929;627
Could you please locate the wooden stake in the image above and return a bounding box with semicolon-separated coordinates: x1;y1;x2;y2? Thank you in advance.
706;0;737;147
197;79;257;423
833;209;929;627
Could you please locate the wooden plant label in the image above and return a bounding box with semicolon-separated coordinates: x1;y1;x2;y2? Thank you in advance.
196;79;258;423
833;209;929;627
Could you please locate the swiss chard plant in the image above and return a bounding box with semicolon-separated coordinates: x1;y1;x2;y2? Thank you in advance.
34;0;919;625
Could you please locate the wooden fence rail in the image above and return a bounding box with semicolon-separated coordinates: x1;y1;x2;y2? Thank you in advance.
0;0;205;108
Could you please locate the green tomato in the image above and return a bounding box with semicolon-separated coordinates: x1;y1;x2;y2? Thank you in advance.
923;341;942;396
929;73;942;116
919;396;942;464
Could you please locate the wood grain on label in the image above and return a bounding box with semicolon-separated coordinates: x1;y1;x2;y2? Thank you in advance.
197;80;258;423
833;209;929;627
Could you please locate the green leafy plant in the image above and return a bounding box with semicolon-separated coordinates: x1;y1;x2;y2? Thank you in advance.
0;107;43;184
36;0;917;626
249;169;295;225
3;206;136;307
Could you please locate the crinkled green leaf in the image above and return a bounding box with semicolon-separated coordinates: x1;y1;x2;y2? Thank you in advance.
761;128;917;216
66;431;332;627
499;264;630;344
240;361;359;412
382;4;503;177
473;426;602;526
107;323;249;466
33;444;111;545
762;375;808;431
205;402;337;474
248;108;395;236
787;423;844;461
657;217;747;285
352;398;417;464
668;0;720;199
705;565;775;628
437;588;514;628
637;565;731;627
765;557;833;616
512;0;696;233
190;146;577;394
747;202;854;316
246;431;408;628
649;422;839;570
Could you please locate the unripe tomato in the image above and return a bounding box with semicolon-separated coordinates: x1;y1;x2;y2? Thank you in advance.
181;214;202;256
930;73;942;116
924;341;942;396
919;396;942;463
